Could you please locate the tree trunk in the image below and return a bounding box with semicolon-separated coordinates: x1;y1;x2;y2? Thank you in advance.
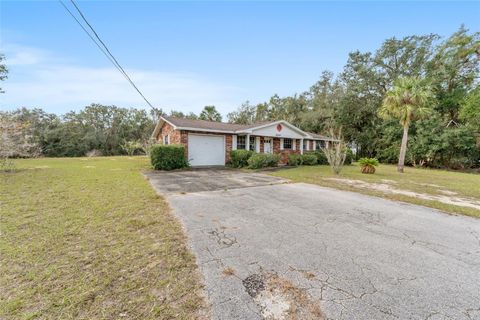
397;125;409;173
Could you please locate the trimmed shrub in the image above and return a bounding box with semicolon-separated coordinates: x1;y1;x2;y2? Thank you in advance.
230;150;254;168
345;148;354;165
314;151;328;165
288;154;303;166
248;153;280;169
150;144;188;170
301;153;318;165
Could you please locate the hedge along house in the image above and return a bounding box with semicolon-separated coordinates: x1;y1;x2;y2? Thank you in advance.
152;116;334;166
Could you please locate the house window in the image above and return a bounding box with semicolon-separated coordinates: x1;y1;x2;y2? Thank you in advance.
163;135;169;145
303;140;309;151
283;138;293;150
316;140;326;149
249;136;256;151
237;136;246;150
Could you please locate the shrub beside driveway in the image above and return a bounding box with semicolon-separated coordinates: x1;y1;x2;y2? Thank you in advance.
0;157;205;319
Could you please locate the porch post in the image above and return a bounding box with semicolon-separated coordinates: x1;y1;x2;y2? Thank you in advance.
246;134;250;151
300;138;304;155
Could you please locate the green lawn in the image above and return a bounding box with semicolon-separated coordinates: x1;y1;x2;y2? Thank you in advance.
270;163;480;218
0;157;205;320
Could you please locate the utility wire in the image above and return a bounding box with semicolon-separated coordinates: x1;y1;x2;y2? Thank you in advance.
59;0;154;108
58;1;126;78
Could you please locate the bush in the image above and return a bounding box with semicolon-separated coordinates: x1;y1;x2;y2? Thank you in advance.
288;154;303;166
301;153;318;165
230;150;254;168
248;153;280;169
358;157;379;174
121;140;144;156
314;151;328;165
345;148;354;165
150;144;188;170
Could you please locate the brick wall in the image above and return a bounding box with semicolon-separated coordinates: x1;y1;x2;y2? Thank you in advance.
156;122;181;144
272;138;300;165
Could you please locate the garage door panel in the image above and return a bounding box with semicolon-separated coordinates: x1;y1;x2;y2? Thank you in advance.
188;134;225;166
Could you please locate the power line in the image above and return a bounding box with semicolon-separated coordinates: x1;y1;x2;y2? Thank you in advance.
58;1;126;77
59;0;154;108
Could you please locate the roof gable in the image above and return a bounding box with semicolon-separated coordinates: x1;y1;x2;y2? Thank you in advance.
241;120;308;138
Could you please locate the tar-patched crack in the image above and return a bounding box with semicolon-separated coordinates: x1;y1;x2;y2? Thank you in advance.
242;272;325;320
243;273;266;298
207;228;237;247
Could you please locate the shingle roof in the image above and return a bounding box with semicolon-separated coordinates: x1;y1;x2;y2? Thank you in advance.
160;116;332;140
305;131;333;140
163;116;273;132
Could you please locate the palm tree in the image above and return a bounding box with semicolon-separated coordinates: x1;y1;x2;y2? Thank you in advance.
199;105;222;122
379;77;433;173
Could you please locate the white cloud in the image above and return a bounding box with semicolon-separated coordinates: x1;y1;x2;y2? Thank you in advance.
1;44;245;116
2;44;50;66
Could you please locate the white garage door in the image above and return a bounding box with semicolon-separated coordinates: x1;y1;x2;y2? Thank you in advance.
188;134;225;166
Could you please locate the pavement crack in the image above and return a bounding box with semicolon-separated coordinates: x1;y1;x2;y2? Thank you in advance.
206;228;237;248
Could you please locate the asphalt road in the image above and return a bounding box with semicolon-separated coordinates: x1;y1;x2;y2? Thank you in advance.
146;170;480;320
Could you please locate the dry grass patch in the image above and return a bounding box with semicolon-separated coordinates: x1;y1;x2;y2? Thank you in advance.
0;157;206;319
270;163;480;218
222;267;236;277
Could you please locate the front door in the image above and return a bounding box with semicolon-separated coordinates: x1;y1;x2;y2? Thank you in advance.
264;138;272;154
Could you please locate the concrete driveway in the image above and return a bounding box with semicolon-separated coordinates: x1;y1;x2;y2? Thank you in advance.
144;168;289;194
146;169;480;320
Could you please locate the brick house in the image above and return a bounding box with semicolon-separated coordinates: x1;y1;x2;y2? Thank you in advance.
152;116;332;166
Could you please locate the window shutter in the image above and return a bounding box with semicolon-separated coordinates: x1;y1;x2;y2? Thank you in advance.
255;137;260;153
292;139;296;150
280;138;284;150
232;135;237;150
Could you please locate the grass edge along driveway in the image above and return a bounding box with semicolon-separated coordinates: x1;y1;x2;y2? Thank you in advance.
270;163;480;218
0;157;207;320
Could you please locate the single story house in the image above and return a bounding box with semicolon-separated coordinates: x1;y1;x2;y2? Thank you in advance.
152;116;334;166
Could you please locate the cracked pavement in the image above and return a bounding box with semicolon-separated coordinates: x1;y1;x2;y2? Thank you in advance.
146;170;480;320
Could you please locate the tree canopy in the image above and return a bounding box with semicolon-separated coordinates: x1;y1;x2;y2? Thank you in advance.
1;27;479;169
226;26;480;169
0;54;7;93
199;105;222;122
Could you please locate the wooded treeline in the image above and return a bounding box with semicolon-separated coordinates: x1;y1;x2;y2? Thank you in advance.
227;26;480;169
1;26;479;168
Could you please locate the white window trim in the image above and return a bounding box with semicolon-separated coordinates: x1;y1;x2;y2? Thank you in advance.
282;138;294;150
237;135;246;150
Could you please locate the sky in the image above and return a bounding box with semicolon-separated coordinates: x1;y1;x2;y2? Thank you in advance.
1;1;479;117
